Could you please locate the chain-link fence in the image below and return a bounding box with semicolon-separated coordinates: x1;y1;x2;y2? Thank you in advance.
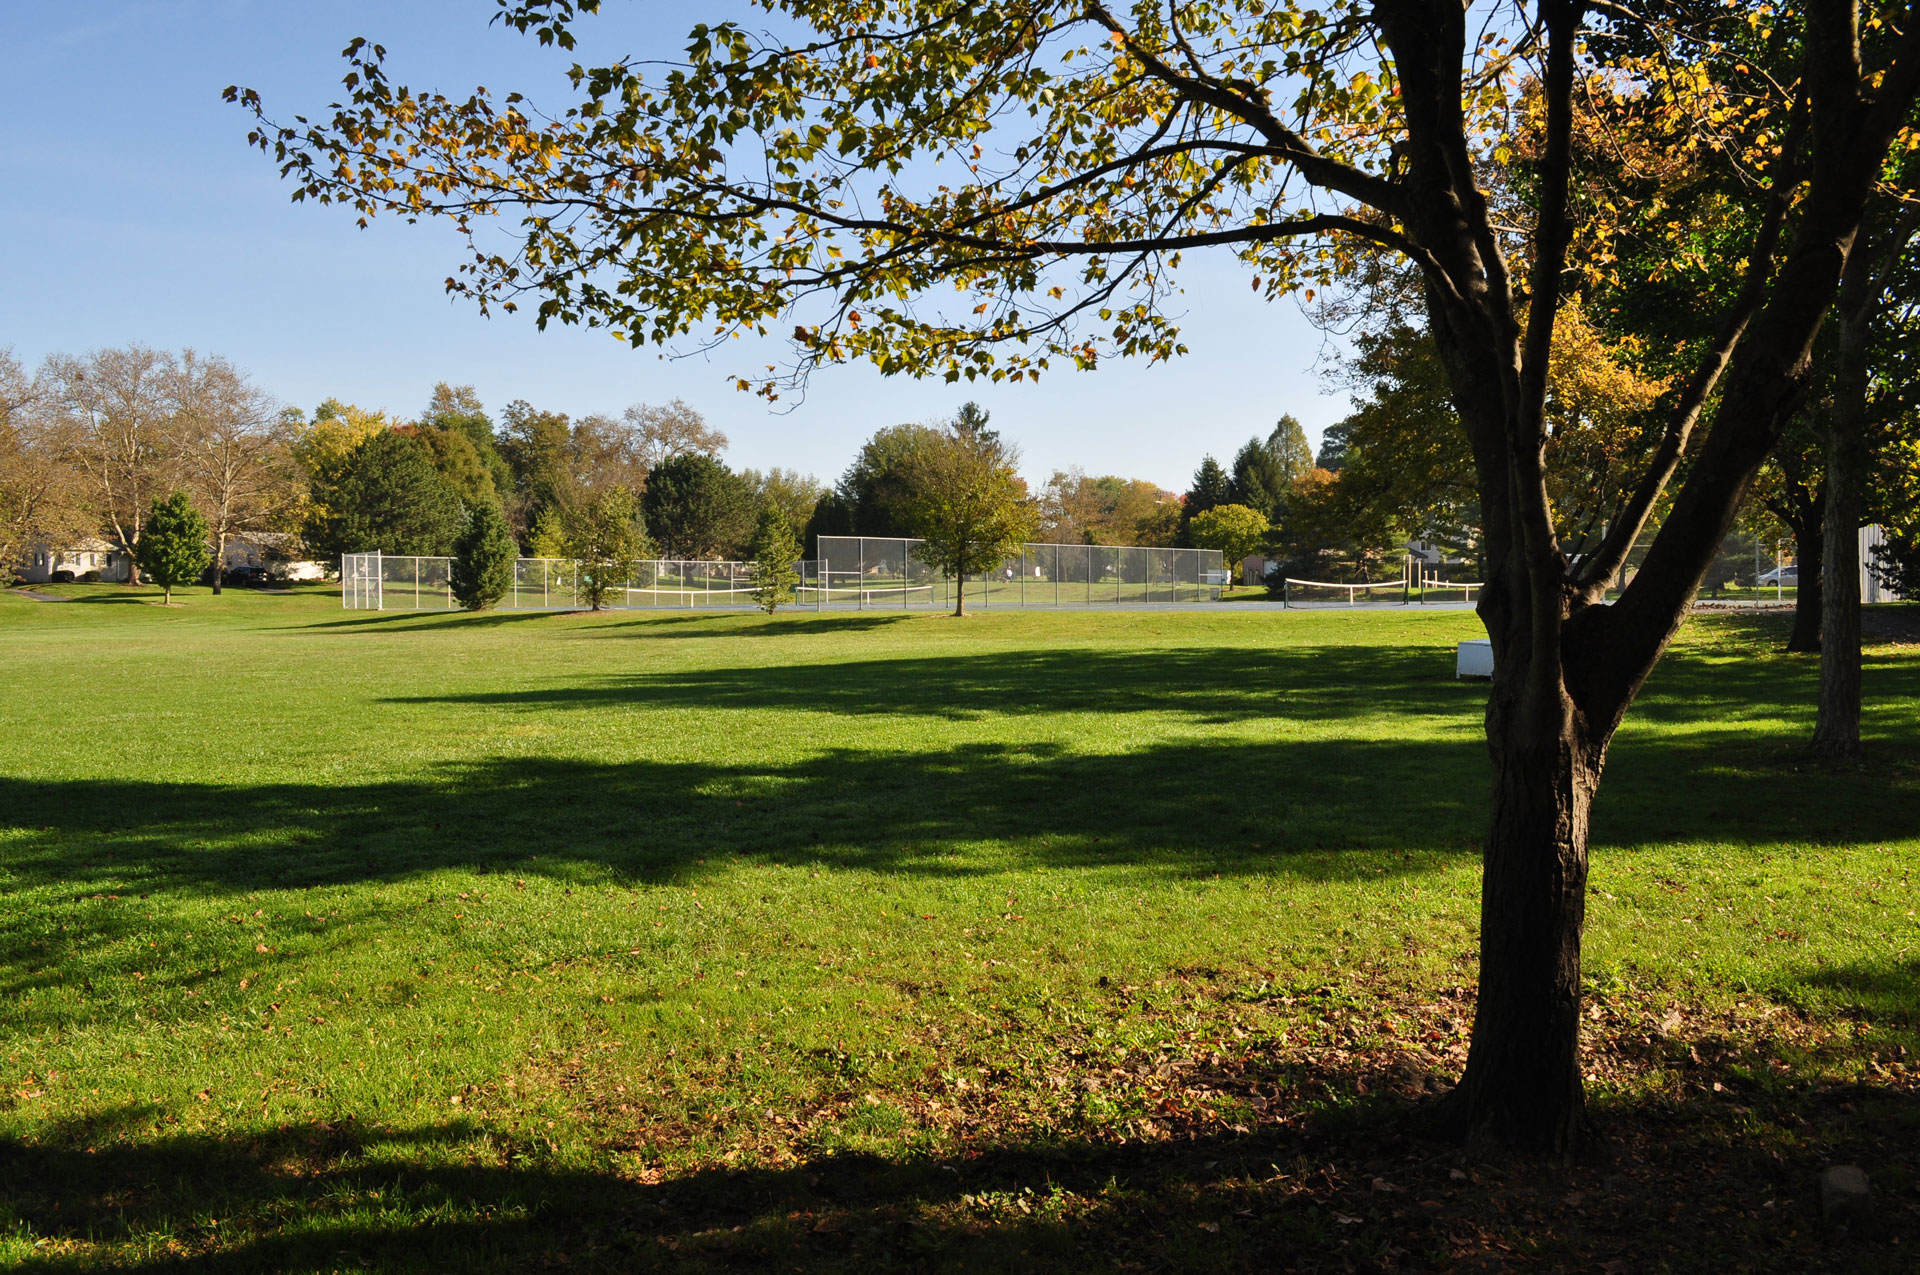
342;539;1226;612
812;537;1226;609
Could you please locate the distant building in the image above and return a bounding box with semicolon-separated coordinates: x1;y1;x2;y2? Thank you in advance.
1862;525;1904;604
221;532;326;581
19;536;131;584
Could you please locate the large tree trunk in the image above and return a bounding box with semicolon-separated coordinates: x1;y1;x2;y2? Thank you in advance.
1787;511;1823;653
212;530;226;595
1813;307;1869;756
1443;653;1601;1155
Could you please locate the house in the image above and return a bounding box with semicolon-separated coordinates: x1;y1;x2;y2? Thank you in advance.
18;537;131;584
221;532;327;581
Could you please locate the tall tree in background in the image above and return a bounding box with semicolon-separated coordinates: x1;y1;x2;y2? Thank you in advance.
0;349;91;575
1179;455;1230;545
47;346;178;587
828;423;944;538
415;424;502;511
498;400;577;540
1225;437;1286;524
952;400;998;443
900;424;1037;617
740;466;826;535
292;405;392;564
170;352;296;594
332;430;468;556
641;452;757;559
1267;416;1313;488
621;399;728;470
421;383;513;499
238;0;1920;1154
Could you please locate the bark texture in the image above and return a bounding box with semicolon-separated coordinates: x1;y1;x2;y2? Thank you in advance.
1788;513;1824;653
1449;677;1599;1151
1814;304;1870;755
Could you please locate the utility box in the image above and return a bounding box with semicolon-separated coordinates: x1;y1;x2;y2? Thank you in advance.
1456;639;1494;680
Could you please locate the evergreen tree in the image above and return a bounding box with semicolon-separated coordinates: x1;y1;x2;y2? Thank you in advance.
641;453;757;558
952;400;999;444
1267;415;1314;486
332;431;469;556
1316;422;1352;473
1227;437;1286;523
135;491;212;605
450;501;517;610
1180;455;1230;543
748;505;803;614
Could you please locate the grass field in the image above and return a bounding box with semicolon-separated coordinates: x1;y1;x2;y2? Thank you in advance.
1;584;1917;1272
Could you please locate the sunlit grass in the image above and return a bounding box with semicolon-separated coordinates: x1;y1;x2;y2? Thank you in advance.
0;582;1915;1270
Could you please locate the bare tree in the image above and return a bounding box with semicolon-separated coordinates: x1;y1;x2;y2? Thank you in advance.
48;346;179;587
0;349;92;576
620;399;728;471
170;352;298;593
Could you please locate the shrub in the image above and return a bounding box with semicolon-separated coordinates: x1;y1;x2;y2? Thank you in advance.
451;502;516;610
748;505;802;614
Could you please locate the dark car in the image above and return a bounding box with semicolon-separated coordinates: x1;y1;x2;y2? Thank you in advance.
223;565;272;588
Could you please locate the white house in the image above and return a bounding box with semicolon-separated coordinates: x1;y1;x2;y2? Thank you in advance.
221;532;327;581
19;537;131;584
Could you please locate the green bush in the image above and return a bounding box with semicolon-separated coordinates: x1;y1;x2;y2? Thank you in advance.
451;502;516;610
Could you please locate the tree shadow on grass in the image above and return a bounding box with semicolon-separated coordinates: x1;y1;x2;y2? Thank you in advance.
385;643;1484;725
4;1049;1916;1274
1795;957;1920;1026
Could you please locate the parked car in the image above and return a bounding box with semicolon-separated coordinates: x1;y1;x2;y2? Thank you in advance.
1756;565;1798;587
224;565;272;588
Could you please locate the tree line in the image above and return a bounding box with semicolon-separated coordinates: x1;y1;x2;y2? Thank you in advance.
5;353;1159;614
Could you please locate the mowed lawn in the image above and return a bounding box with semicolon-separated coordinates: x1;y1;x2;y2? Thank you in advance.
0;585;1917;1272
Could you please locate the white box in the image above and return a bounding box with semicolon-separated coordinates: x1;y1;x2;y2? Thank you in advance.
1456;639;1494;679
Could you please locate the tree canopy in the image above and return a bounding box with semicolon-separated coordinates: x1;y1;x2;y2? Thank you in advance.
641;452;758;559
900;424;1037;616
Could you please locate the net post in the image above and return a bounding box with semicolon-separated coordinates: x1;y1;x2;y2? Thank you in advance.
1283;577;1289;609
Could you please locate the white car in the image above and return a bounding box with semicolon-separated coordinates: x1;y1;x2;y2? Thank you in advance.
1756;565;1798;587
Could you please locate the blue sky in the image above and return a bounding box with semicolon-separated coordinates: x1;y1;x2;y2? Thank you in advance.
2;1;1349;492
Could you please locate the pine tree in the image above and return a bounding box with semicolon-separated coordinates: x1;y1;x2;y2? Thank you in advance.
1227;438;1285;523
135;491;212;605
451;501;516;610
1267;415;1314;486
1180;455;1230;544
748;505;802;614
